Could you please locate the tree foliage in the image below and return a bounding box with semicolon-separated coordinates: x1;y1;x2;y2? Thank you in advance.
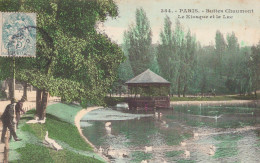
155;16;258;96
125;8;153;76
157;18;196;97
157;16;178;95
0;0;124;118
250;42;260;97
117;9;259;98
214;30;226;75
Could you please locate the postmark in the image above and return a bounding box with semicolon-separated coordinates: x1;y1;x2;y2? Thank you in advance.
1;12;36;57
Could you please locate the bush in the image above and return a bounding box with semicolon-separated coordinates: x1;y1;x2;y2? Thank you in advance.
0;89;7;99
103;97;127;107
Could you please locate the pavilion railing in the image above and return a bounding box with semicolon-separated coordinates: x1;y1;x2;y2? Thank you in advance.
128;96;170;109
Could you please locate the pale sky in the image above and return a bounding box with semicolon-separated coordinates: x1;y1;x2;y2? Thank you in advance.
99;0;260;46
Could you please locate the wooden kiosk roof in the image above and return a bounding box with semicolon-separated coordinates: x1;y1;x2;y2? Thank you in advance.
125;69;170;86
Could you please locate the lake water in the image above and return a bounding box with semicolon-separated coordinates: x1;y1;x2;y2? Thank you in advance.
81;104;260;163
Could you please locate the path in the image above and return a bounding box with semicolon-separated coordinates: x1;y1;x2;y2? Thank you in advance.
171;100;260;106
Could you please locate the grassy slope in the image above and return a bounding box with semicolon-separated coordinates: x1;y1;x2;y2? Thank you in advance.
9;103;104;163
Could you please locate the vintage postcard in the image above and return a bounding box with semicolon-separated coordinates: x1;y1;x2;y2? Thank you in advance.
0;0;259;163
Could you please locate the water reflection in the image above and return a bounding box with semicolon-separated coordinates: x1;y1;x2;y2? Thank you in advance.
81;105;260;162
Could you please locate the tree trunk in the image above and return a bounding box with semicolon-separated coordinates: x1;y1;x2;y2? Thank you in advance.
255;90;257;99
7;79;12;99
119;86;122;97
39;90;49;120
183;84;187;97
22;83;28;100
36;89;42;118
177;76;181;97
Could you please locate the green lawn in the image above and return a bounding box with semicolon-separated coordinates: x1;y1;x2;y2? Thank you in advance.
9;103;104;163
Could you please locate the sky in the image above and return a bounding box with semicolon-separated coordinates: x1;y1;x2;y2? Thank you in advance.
100;0;260;46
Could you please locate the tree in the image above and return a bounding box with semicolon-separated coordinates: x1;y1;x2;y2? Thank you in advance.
196;45;217;95
0;53;35;100
0;58;12;99
22;82;28;100
233;47;251;95
126;8;153;75
118;32;134;83
181;30;197;97
115;32;134;95
157;16;178;95
250;42;260;98
149;45;160;74
173;19;185;97
214;30;226;75
157;18;196;97
1;0;124;119
223;32;240;93
172;20;197;97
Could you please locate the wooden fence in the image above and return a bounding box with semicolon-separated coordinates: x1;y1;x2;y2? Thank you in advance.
128;96;170;110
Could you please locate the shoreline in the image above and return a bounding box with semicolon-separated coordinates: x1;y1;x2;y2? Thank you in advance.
170;100;260;106
74;106;110;163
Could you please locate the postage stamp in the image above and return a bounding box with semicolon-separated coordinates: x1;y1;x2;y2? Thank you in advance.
0;12;36;57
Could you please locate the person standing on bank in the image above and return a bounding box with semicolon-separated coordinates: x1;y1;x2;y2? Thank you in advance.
1;98;22;143
15;98;25;129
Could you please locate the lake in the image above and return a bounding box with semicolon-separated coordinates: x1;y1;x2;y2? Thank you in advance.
80;104;260;163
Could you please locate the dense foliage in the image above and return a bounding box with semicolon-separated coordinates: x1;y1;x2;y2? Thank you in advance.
119;10;260;97
124;8;154;76
0;0;124;118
